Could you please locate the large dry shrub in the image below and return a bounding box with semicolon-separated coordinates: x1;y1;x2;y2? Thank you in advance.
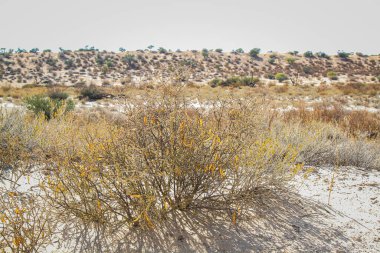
0;192;55;253
40;92;304;230
0;110;55;253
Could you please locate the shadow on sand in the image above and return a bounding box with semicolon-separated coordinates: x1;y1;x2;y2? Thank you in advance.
58;192;350;253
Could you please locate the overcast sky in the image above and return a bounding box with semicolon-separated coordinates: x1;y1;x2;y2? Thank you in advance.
1;0;379;54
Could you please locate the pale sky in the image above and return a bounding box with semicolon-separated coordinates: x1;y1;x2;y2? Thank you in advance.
1;0;379;54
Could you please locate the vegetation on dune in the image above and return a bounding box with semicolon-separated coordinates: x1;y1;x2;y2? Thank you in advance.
0;89;314;251
79;85;107;100
209;76;260;87
249;48;261;58
275;73;288;82
1;86;380;251
24;94;74;120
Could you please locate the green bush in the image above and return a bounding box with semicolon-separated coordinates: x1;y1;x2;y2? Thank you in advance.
209;76;259;87
80;85;107;100
286;57;296;65
24;95;74;120
215;48;223;53
327;71;338;80
233;48;244;54
249;48;261;58
337;51;350;59
316;52;330;59
209;78;222;87
202;48;209;58
303;51;314;58
268;58;276;65
275;73;288;82
240;76;260;87
158;47;168;54
123;54;138;69
29;48;39;54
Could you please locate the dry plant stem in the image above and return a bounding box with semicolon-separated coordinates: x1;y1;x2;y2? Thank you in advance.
328;138;340;205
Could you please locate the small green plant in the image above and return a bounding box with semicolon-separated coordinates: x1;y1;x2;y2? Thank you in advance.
209;78;222;87
327;71;338;80
286;57;297;65
249;48;261;58
215;48;223;53
24;95;74;120
268;58;276;65
275;73;288;82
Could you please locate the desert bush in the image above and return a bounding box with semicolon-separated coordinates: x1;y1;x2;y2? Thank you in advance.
47;90;69;100
24;95;74;120
316;52;330;59
123;54;137;68
327;71;338;80
303;51;314;58
209;76;259;87
232;48;244;54
283;104;380;139
80;85;107;100
0;191;55;253
202;48;209;58
268;58;276;65
274;117;380;169
286;57;296;65
215;48;223;53
355;52;366;57
275;73;288;82
337;51;350;59
209;78;222;87
336;82;380;96
29;48;39;54
0;110;37;177
249;48;261;58
158;47;168;54
39;92;304;230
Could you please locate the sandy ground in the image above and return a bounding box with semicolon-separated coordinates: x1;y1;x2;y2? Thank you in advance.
2;166;379;252
41;166;378;253
134;167;379;253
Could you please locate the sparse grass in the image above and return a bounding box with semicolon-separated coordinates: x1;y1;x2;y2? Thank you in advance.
283;104;380;139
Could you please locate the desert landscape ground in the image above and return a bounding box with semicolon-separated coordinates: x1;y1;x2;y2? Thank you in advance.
0;48;380;253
